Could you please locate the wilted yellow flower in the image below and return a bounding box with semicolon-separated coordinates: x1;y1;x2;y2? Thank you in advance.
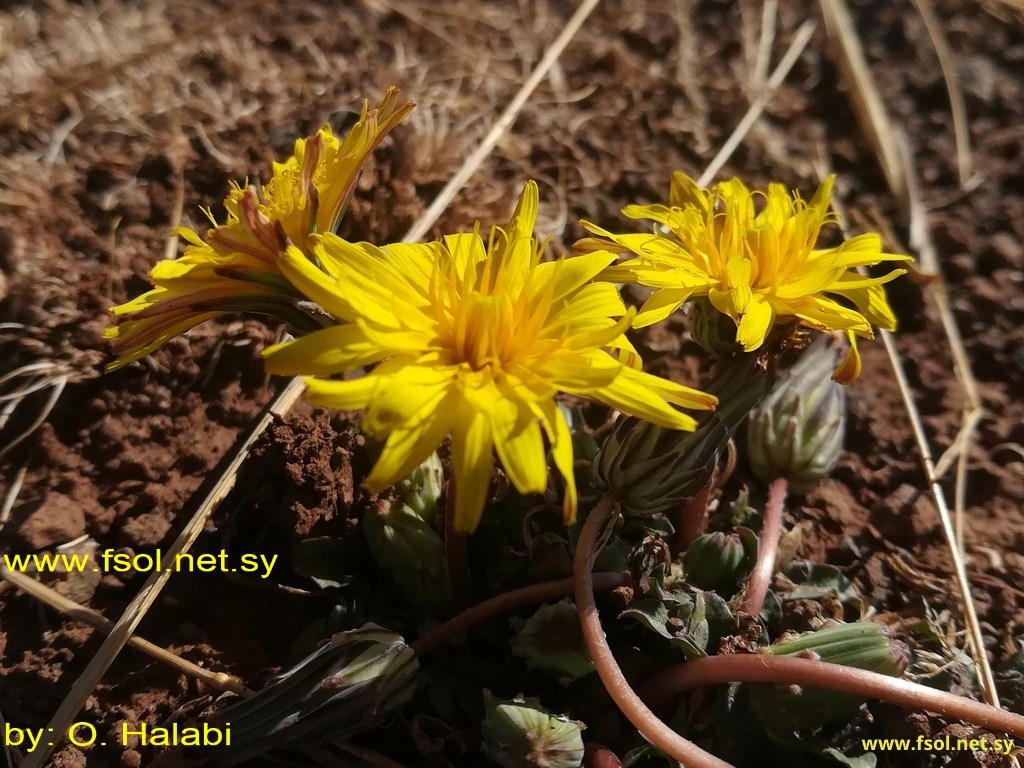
105;88;415;371
576;173;911;382
263;181;717;532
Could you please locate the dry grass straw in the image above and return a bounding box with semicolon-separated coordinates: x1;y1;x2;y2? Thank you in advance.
896;130;994;701
19;377;306;768
402;0;602;243
698;18;816;187
0;567;252;697
817;0;998;713
831;175;999;708
0;0;263;127
0;362;69;462
909;0;972;187
21;1;603;763
819;0;907;199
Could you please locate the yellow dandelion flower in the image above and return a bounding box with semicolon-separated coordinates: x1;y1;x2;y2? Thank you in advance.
576;173;912;382
105;88;415;371
262;181;718;533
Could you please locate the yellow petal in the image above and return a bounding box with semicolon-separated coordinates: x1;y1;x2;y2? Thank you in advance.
262;324;386;375
829;233;913;269
832;331;862;384
669;171;711;213
588;365;714;431
363;363;460;435
557;282;626;322
541;349;621;390
786;295;873;333
443;232;487;278
828;272;904;331
302;375;378;411
708;282;752;322
365;386;458;492
773;265;847;300
633;287;694;328
535;250;619;302
734;295;774;351
537;397;577;523
506;180;539;247
277;244;355;321
628;366;718;412
317;236;432;321
105;311;220;371
491;380;548;495
379;242;437;287
450;407;495;533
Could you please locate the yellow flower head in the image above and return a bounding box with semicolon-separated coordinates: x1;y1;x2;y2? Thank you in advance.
576;173;912;382
105;88;415;371
263;181;718;533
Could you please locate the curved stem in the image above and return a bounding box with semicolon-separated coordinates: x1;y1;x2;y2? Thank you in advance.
740;476;787;616
411;572;630;658
639;653;1024;738
574;492;735;768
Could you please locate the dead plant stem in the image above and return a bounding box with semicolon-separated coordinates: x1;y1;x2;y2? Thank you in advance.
20;377;306;768
822;147;998;711
401;0;601;243
697;19;815;187
574;491;734;768
0;568;252;696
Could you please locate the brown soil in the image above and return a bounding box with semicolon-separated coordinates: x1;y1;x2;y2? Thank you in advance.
1;0;1022;766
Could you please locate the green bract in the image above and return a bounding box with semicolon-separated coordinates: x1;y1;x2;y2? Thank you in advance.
481;692;585;768
747;336;847;493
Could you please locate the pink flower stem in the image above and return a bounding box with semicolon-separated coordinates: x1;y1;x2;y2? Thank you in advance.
740;476;787;616
575;491;736;768
638;653;1024;738
411;572;630;658
678;485;712;551
443;475;473;610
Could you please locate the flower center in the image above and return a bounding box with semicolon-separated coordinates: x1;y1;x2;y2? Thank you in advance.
453;292;517;373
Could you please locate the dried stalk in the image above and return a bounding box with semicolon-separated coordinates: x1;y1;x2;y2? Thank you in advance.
819;0;907;198
822;150;998;711
0;568;252;697
401;0;602;243
909;0;972;187
697;19;816;187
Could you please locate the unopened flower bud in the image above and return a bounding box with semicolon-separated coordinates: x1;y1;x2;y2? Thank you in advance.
595;354;771;517
689;297;743;355
683;531;754;595
481;692;585;768
748;622;909;733
202;624;418;767
387;450;446;523
360;450;452;617
747;336;847;493
363;497;454;618
512;600;595;683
